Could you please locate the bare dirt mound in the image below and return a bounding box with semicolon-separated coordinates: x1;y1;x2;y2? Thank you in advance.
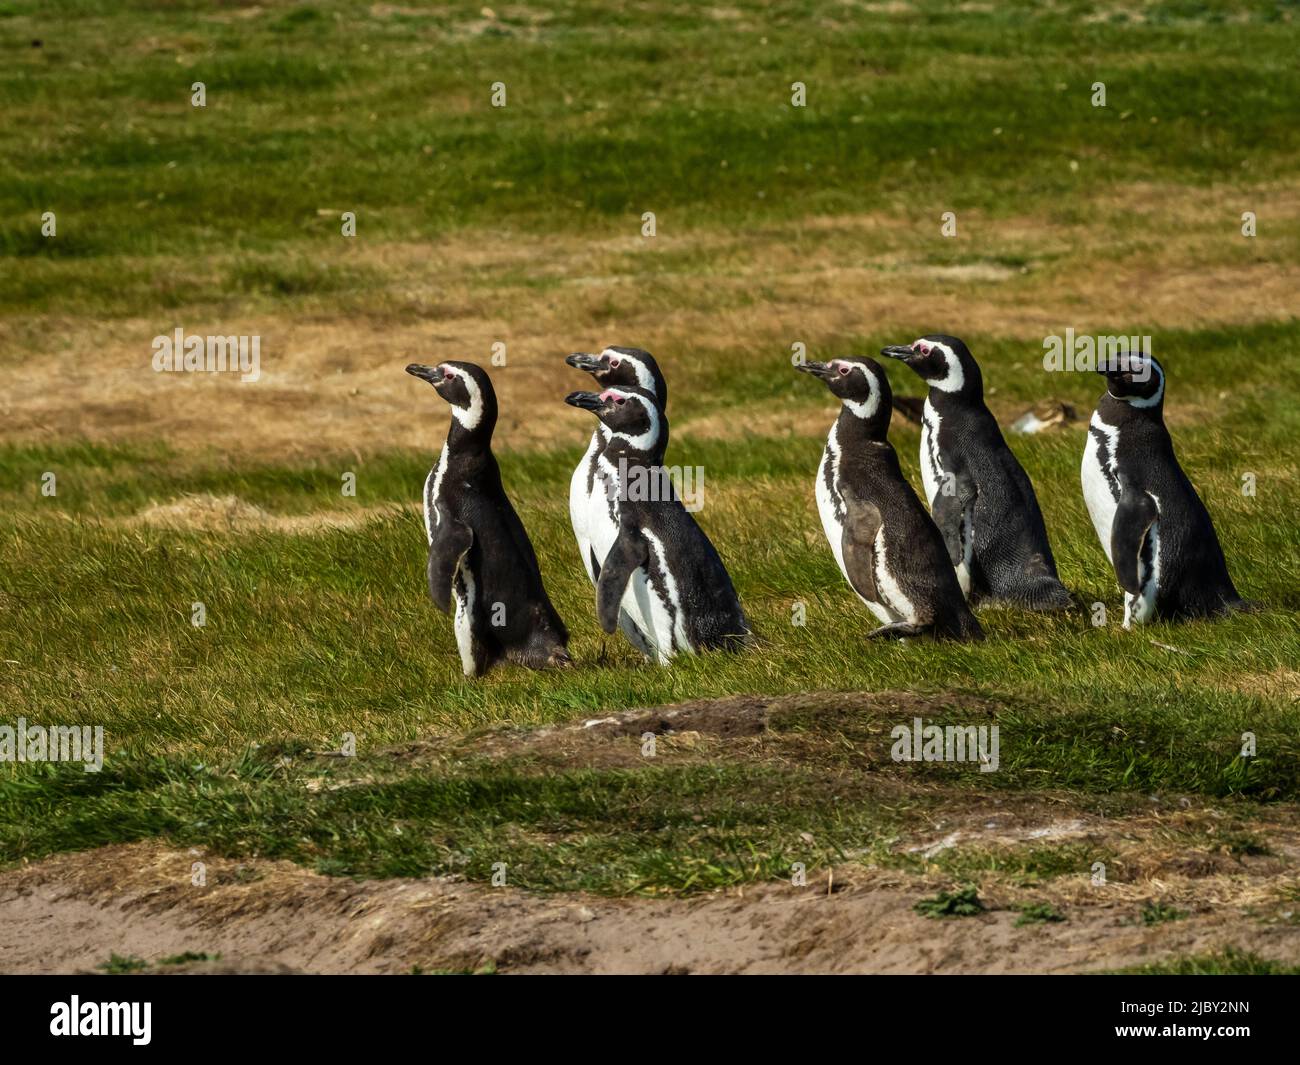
2;838;1297;975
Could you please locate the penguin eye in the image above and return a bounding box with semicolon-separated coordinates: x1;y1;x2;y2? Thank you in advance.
609;358;621;369
443;372;454;381
915;342;931;356
614;397;626;405
838;365;850;376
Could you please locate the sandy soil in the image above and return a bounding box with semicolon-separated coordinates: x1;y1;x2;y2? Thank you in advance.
2;839;1297;975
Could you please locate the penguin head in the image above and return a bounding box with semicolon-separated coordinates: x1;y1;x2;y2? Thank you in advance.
1097;351;1165;409
564;385;666;455
405;360;497;432
795;357;893;437
880;335;981;396
566;347;667;408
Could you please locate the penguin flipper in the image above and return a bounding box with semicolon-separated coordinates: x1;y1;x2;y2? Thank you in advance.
427;517;474;614
1111;491;1159;595
596;526;649;635
839;490;882;606
929;472;976;569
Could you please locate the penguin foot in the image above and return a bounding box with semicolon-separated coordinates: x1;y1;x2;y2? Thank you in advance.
510;644;572;671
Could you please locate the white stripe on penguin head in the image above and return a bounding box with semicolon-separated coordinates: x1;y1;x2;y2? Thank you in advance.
602;348;657;395
1127;358;1165;408
604;389;661;451
915;339;965;393
442;364;484;429
834;360;881;420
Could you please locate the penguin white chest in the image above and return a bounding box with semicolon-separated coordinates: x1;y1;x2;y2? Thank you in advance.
423;446;450;546
919;400;945;506
586;445;657;660
815;429;895;625
1081;415;1121;562
920;401;973;597
570;431;603;582
589;449;623;567
815;433;848;577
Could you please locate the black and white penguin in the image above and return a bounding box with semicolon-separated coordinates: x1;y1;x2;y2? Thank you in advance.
796;357;983;641
563;385;749;662
565;347;667;656
1082;351;1247;626
406;361;570;677
565;347;668;579
881;335;1072;611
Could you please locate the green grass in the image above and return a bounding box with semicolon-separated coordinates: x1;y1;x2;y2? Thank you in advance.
1;1;1298;907
1140;900;1190;926
158;951;220;966
95;953;149;974
915;886;986;918
1109;948;1300;976
4;1;1300;315
94;950;220;972
1016;903;1066;927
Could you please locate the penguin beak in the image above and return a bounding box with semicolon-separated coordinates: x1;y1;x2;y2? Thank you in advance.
880;345;916;362
564;390;607;413
406;363;442;385
566;353;603;373
796;361;836;380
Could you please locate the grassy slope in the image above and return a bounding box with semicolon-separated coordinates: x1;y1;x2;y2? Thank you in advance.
1;1;1298;907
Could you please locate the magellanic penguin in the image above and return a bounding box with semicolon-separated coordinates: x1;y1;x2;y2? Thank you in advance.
881;335;1073;611
796;357;984;641
406;361;570;677
563;385;750;662
564;347;667;656
1082;351;1247;627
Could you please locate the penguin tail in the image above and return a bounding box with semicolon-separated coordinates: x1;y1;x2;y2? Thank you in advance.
1016;579;1075;613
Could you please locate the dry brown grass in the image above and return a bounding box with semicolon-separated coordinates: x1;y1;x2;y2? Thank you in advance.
2;181;1296;459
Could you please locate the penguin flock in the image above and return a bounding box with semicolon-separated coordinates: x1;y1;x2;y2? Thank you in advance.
406;335;1249;677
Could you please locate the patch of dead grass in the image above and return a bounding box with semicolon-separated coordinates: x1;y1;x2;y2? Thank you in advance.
2;182;1296;459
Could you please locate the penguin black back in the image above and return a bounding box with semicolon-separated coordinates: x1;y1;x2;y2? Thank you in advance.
563;385;749;658
1084;352;1244;623
881;334;1072;611
407;361;569;676
796;356;983;641
565;345;669;584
